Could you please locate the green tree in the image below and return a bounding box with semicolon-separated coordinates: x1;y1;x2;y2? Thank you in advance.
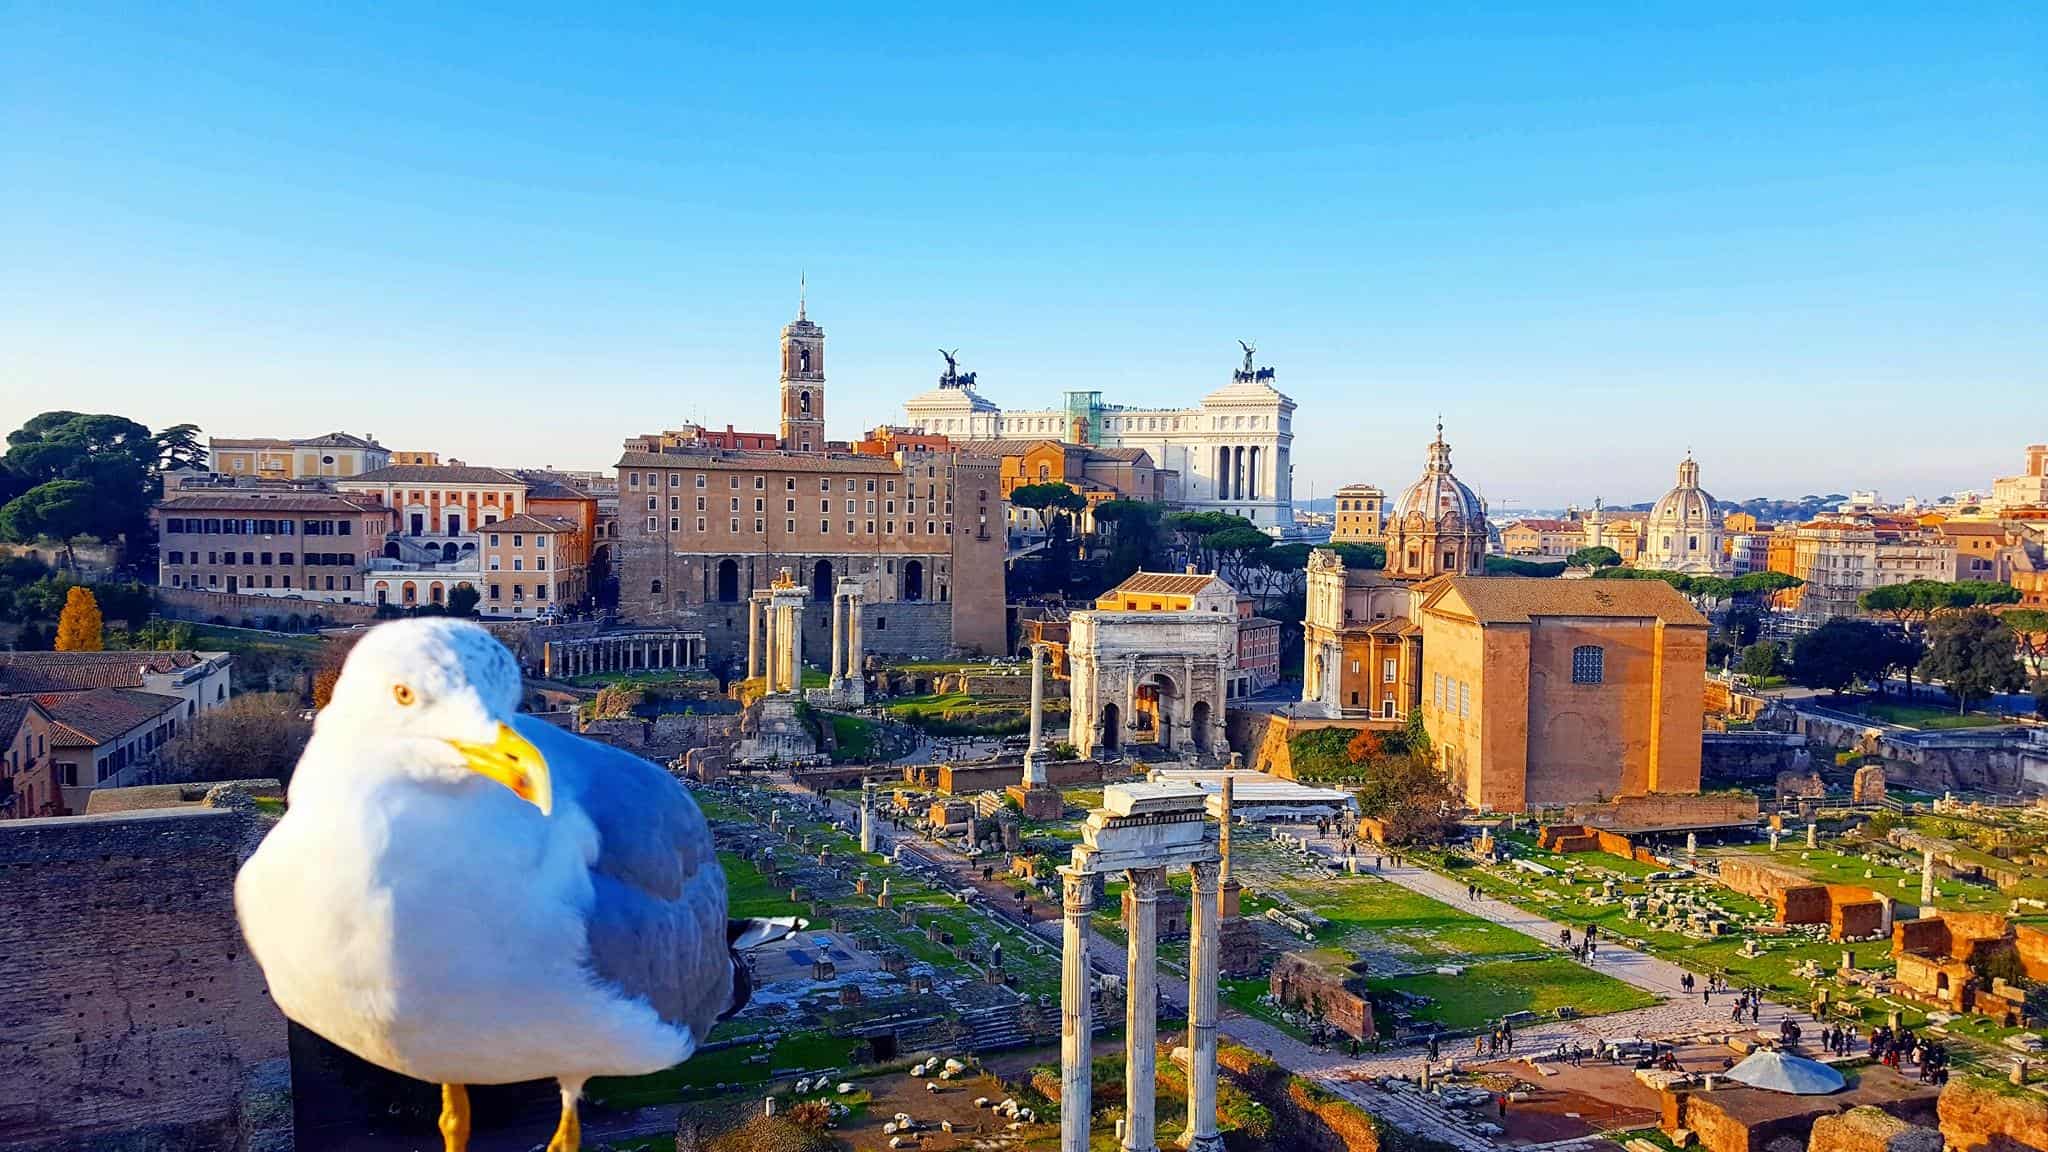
1;412;172;562
1739;641;1779;680
1010;482;1088;516
2004;609;2048;679
1092;500;1165;586
1164;510;1253;570
1483;554;1566;577
1330;541;1386;570
1917;608;2026;714
0;481;97;564
1860;579;2022;695
1206;524;1273;586
1790;618;1893;696
1567;545;1623;569
447;584;482;617
153;423;208;472
159;693;312;785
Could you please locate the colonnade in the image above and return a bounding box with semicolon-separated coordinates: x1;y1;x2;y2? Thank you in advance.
543;631;704;678
747;578;809;695
1214;444;1263;502
1060;852;1222;1152
827;578;866;701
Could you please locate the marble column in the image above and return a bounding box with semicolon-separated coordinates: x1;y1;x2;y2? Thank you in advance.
790;604;805;691
764;606;781;692
1184;859;1223;1152
847;588;863;681
1023;643;1048;787
1123;868;1163;1152
748;597;762;680
830;592;846;685
1807;823;1817;849
1060;868;1096;1152
1921;848;1936;906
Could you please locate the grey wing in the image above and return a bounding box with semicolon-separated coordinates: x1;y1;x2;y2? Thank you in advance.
516;717;731;1043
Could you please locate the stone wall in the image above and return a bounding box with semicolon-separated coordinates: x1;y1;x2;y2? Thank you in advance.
2018;924;2048;981
1268;952;1374;1041
938;758;1101;796
1809;1106;1940;1152
1699;731;1810;786
0;808;292;1152
1718;857;1885;940
155;585;379;629
1937;1074;2048;1152
1562;790;1760;832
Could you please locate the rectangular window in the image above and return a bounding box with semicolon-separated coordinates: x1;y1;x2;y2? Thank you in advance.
513;558;523;571
1383;658;1397;683
754;518;764;533
696;517;706;532
646;516;657;531
629;473;640;489
669;517;680;531
1459;683;1471;718
697;496;706;511
670;496;680;510
753;476;763;490
669;473;681;487
731;518;740;533
787;518;796;533
489;534;500;547
695;474;706;488
821;520;831;533
1571;645;1605;685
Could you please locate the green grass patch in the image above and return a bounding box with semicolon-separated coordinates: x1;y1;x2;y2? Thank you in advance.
828;713;878;762
1858;702;2008;730
1370;957;1656;1031
587;1033;859;1108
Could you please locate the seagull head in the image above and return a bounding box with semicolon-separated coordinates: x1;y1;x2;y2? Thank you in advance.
321;617;553;815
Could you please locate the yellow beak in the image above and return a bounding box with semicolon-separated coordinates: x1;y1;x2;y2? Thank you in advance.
448;723;553;815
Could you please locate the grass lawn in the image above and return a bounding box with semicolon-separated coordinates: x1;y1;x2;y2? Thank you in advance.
189;622;329;653
1283;875;1539;961
829;713;878;761
587;1032;860;1107
1370;957;1657;1031
1720;843;2010;915
1858;702;2008;730
719;851;808;920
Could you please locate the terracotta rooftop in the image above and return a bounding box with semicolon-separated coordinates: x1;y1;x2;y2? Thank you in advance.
1105;571;1226;598
1433;576;1710;627
341;464;527;486
38;689;185;747
0;651;221;695
486;513;578;534
0;698;48;747
615;450;906;474
155;492;389;514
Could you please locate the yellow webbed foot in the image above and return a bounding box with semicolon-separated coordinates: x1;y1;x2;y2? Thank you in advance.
545;1089;580;1152
439;1083;471;1152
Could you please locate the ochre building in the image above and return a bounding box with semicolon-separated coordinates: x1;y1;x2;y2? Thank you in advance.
1417;577;1707;811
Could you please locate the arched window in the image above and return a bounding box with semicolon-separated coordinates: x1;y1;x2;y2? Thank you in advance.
715;558;739;602
651;579;664;594
812;559;833;601
1572;645;1605;685
903;559;924;602
799;390;812;414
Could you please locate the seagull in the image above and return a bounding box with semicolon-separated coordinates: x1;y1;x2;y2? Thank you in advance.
236;619;796;1151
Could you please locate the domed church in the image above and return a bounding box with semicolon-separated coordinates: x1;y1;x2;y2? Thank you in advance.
1641;453;1728;574
1384;422;1488;581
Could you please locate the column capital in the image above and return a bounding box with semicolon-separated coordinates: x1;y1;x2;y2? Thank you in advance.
1189;858;1221;892
1125;866;1166;901
1060;867;1097;914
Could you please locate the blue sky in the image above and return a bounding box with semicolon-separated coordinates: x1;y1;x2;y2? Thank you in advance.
4;4;2042;508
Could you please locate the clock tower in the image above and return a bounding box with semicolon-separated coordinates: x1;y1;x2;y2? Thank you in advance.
779;287;826;454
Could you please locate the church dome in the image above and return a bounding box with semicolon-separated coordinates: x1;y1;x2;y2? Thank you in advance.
1394;428;1485;525
1649;455;1716;528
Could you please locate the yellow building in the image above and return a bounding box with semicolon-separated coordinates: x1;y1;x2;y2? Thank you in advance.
1417;577;1707;812
1330;483;1385;544
208;432;390;480
1498;518;1582;559
1093;570;1238;614
480;514;581;616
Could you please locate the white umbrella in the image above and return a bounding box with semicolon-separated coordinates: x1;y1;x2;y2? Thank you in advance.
1724;1049;1846;1095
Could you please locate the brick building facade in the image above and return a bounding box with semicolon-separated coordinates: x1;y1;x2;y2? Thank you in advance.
613;305;1007;662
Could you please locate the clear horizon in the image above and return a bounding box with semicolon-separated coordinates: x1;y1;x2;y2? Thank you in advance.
4;5;2042;507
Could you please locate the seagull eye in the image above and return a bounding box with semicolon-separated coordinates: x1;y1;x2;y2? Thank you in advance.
393;683;416;707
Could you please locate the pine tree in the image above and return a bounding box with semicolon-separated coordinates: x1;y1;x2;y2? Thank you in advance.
54;586;104;651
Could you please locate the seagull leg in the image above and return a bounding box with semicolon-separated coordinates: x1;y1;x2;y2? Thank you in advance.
546;1081;582;1152
438;1083;470;1152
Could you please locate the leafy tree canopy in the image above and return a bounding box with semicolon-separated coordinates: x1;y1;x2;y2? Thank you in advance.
1567;545;1623;569
1484;554;1565;577
1918;608;2025;712
1010;482;1089;513
1790;617;1907;695
1331;542;1385;570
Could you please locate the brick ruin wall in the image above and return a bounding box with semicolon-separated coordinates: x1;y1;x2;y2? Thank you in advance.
938;758;1101;796
2019;924;2048;981
1535;824;1661;866
154;585;378;629
1268;952;1374;1041
1563;790;1761;831
0;809;292;1152
1718;857;1884;939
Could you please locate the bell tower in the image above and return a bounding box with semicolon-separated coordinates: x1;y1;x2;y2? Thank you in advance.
779;281;826;453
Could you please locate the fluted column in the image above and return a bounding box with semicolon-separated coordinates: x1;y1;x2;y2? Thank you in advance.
830;592;846;684
1184;859;1223;1152
847;591;863;680
747;597;761;680
1123;868;1164;1152
1060;867;1096;1152
789;603;805;692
